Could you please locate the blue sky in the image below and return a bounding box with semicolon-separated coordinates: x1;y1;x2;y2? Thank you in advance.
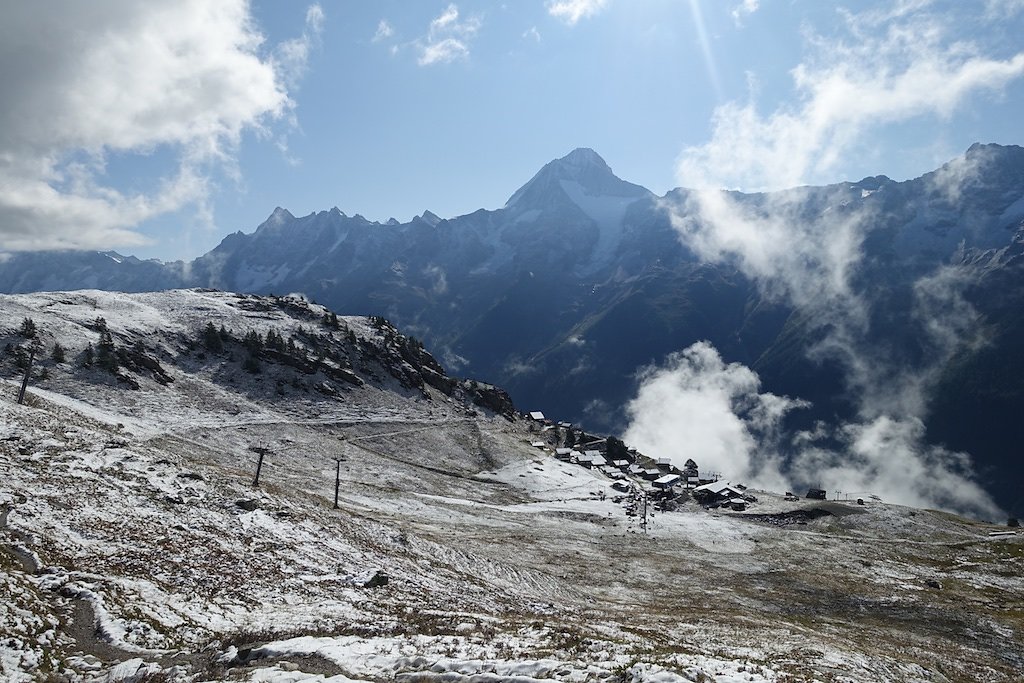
2;0;1023;261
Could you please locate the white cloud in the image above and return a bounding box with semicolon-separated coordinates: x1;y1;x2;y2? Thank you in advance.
0;0;321;253
678;8;1024;191
793;416;1003;520
419;38;471;66
646;2;1019;518
373;19;395;43
523;26;542;42
623;341;802;493
730;0;760;26
276;4;325;88
624;341;1002;519
547;0;609;26
431;4;461;34
986;0;1024;17
417;4;482;66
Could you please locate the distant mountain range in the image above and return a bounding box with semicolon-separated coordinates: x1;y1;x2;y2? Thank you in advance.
3;144;1023;513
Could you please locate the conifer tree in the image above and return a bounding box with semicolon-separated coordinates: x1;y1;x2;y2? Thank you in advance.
18;318;37;339
202;322;224;353
97;329;117;372
82;344;95;367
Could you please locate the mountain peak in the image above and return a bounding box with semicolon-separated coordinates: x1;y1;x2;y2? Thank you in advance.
557;147;610;171
270;206;294;221
506;148;648;210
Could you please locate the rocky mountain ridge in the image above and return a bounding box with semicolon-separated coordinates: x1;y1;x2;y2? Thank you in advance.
2;145;1023;514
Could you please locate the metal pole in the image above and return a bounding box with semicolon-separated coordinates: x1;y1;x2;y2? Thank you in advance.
253;450;265;488
333;458;341;509
17;348;35;405
640;493;648;534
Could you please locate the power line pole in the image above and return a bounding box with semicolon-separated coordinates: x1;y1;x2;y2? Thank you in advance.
249;444;271;488
640;491;650;534
16;347;36;405
333;456;346;509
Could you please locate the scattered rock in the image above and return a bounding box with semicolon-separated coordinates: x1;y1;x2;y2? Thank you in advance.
235;499;260;512
925;579;942;590
362;570;389;588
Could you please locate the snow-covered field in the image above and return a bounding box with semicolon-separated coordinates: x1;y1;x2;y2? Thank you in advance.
1;290;1022;682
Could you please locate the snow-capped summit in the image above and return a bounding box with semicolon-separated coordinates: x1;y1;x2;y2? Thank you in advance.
505;148;651;212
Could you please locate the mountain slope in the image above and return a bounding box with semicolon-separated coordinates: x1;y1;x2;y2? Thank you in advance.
1;290;1023;682
2;146;1024;514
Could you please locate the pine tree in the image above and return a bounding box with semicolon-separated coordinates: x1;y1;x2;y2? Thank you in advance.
52;343;66;363
243;330;263;354
82;344;95;367
97;329;117;372
202;322;224;353
606;436;629;461
18;318;37;339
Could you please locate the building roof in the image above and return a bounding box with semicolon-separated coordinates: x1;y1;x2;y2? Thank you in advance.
529;411;545;420
695;480;744;496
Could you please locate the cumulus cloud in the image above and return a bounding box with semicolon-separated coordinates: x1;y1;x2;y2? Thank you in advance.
547;0;609;26
624;342;802;493
417;4;482;66
793;417;1003;520
678;6;1024;191
631;1;1020;517
0;0;321;253
276;4;325;88
731;0;760;26
625;342;1002;519
373;19;395;43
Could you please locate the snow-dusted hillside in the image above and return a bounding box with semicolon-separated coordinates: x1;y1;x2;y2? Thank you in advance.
1;290;1022;682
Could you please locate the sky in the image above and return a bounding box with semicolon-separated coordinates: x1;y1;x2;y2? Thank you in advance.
1;0;1024;261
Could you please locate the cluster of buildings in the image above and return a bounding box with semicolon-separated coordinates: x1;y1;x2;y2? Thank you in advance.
526;410;753;510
